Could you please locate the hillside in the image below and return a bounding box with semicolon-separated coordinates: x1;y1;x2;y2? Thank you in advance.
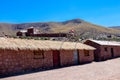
0;19;120;37
110;26;120;30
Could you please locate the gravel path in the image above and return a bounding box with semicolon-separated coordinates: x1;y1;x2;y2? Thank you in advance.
1;58;120;80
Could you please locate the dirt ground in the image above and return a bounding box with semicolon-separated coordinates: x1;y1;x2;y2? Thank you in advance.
1;58;120;80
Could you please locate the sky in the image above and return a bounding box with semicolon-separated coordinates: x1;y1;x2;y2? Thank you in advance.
0;0;120;27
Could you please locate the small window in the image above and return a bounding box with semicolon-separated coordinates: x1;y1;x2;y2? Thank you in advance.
33;50;44;59
84;50;90;56
104;47;107;52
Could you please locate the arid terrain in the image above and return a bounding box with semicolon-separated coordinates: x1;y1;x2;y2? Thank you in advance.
0;19;120;37
1;58;120;80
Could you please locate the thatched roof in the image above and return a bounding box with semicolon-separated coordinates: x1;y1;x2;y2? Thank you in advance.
0;38;95;50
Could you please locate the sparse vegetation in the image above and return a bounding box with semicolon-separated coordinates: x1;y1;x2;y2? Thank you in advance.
0;19;120;38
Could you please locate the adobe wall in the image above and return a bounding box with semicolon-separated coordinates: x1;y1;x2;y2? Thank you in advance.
100;46;120;60
100;46;112;60
0;49;53;76
112;46;120;57
60;50;74;66
84;40;101;61
84;40;120;61
0;48;95;76
78;50;94;63
43;50;53;68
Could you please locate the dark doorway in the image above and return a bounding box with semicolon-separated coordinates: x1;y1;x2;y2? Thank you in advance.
111;48;114;58
53;50;60;67
74;50;79;65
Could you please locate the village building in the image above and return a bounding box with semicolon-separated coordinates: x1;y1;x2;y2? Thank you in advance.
16;27;74;38
16;30;27;36
84;39;120;61
0;38;95;76
25;27;39;36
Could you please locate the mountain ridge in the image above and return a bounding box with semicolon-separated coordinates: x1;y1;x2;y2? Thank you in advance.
0;18;120;37
110;26;120;30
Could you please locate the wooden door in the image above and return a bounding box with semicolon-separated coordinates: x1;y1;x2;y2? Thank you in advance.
74;50;79;65
111;48;114;58
53;50;60;67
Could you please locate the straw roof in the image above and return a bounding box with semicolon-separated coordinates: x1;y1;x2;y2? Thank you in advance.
0;38;95;50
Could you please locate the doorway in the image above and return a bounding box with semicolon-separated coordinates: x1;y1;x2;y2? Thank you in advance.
74;50;79;65
53;50;60;67
111;48;114;58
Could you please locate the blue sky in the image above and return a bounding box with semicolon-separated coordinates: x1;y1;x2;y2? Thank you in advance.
0;0;120;27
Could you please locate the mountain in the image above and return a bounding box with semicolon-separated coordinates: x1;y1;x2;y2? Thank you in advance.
0;19;120;37
0;23;16;36
110;26;120;30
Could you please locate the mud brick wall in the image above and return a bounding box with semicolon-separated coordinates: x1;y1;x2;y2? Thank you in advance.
100;46;112;60
113;46;120;57
84;40;120;61
0;49;53;76
84;40;100;61
42;50;53;68
60;50;74;67
100;46;120;60
78;50;94;63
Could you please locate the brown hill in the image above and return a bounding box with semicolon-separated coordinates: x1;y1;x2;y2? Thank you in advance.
0;23;16;36
0;19;120;37
110;26;120;30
